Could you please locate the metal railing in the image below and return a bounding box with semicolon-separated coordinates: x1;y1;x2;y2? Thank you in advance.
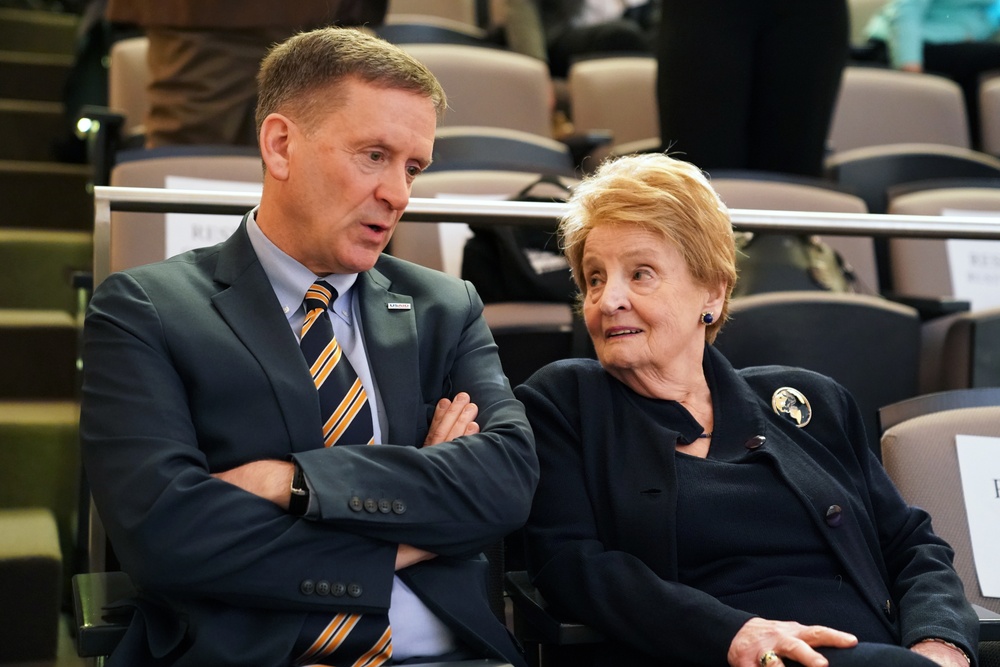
93;185;1000;286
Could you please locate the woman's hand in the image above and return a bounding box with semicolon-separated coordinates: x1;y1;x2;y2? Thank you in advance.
910;639;969;667
728;617;858;667
424;391;479;446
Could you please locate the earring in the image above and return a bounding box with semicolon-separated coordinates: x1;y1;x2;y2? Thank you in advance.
700;312;714;325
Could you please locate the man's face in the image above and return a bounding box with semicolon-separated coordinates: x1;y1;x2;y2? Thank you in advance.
265;77;437;275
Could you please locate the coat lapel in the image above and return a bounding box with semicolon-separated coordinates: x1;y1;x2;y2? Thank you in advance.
356;264;423;446
209;216;323;453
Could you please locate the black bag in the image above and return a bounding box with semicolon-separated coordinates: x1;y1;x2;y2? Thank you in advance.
732;232;859;297
461;175;577;304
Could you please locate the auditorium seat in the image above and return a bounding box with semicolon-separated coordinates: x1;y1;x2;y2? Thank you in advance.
880;399;1000;616
708;171;879;294
827;66;970;155
402;42;553;137
713;291;921;457
920;307;1000;394
107;35;149;143
567;55;658;161
376;13;494;47
979;76;1000;157
387;0;480;27
885;180;1000;306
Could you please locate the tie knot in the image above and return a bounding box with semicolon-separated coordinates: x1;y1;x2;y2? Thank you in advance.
304;280;336;313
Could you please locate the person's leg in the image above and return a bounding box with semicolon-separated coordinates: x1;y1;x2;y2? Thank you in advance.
547;19;649;78
747;0;848;176
144;26;288;147
656;0;760;170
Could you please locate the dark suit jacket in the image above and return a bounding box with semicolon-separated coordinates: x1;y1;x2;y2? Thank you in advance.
80;217;537;666
515;346;978;667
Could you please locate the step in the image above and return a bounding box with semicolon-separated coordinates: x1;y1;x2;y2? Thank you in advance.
0;50;73;102
0;160;92;231
0;98;70;161
0;7;77;56
0;228;92;312
0;309;79;399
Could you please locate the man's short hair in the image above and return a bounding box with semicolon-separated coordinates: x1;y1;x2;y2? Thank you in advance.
256;27;447;137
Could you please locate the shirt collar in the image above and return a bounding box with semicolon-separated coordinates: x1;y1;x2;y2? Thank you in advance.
246;208;359;323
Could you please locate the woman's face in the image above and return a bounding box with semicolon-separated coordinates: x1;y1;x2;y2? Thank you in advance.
580;223;724;388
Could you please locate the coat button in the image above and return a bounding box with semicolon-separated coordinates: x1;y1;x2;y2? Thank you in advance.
315;580;330;596
391;500;406;514
349;496;363;512
331;582;346;597
348;583;363;598
825;505;843;527
378;498;392;513
363;498;378;513
300;580;315;596
883;599;894;619
744;435;766;450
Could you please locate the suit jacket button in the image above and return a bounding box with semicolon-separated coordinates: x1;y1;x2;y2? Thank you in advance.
825;505;843;527
364;498;378;513
300;580;315;596
883;599;894;619
744;435;766;450
392;500;406;514
316;580;330;596
331;582;346;597
348;583;363;598
378;498;392;513
349;496;363;512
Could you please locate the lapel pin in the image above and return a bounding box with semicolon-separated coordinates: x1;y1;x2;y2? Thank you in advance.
772;386;812;427
386;302;412;311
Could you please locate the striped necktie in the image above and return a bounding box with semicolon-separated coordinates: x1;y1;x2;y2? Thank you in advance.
299;281;374;448
295;281;391;666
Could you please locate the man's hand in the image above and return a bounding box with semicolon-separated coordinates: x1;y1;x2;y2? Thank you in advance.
424;391;479;446
910;640;969;667
213;460;295;510
395;544;436;570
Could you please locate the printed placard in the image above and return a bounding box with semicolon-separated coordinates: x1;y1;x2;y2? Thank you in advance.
942;209;1000;310
955;434;1000;597
163;176;262;259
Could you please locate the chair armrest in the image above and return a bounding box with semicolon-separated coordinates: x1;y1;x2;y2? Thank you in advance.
504;570;604;645
975;603;1000;642
883;292;971;322
72;571;136;657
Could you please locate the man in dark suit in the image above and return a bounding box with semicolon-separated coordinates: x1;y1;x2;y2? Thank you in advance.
80;27;537;666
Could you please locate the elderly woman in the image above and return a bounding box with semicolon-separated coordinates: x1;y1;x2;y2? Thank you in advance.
514;153;977;667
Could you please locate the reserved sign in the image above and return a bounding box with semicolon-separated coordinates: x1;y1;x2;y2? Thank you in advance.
955;434;1000;597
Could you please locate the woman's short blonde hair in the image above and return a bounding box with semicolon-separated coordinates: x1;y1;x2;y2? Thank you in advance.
559;152;737;343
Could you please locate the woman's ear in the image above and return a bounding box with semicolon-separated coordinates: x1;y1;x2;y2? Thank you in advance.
259;113;292;181
704;279;727;314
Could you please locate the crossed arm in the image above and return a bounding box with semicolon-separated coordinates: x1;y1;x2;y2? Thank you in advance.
212;392;482;570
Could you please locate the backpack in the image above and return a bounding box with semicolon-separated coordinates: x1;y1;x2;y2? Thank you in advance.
461;175;577;304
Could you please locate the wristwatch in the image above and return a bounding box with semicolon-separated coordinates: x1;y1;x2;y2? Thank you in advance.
288;461;310;517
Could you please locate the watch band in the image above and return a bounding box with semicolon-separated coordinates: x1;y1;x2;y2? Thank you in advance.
288;461;309;517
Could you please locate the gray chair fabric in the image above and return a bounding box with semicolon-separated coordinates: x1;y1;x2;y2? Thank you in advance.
881;405;1000;614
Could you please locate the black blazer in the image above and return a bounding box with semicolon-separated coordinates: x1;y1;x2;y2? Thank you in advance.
515;346;977;666
80;216;538;666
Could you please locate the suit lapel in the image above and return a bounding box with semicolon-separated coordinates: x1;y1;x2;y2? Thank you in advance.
357;265;422;446
210;216;323;453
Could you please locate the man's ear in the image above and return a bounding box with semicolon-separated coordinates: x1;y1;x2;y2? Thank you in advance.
259;113;293;181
